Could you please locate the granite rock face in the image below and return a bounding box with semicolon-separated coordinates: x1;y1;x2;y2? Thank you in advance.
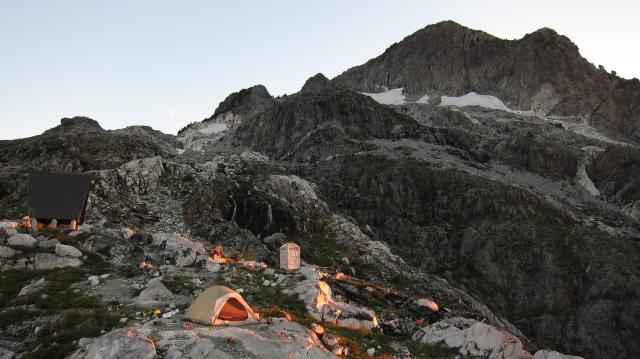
206;84;277;125
233;86;423;161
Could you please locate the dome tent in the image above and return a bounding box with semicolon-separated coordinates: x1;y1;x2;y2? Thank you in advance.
185;286;259;325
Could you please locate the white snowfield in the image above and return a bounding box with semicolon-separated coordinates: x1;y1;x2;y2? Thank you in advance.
198;123;228;134
440;92;512;112
416;94;431;104
362;88;407;105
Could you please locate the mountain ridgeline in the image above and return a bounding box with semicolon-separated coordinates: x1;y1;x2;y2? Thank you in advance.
333;20;640;143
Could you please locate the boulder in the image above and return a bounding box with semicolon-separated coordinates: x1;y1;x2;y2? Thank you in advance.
69;328;156;359
133;276;175;308
38;238;60;249
7;234;38;248
532;350;584;359
17;277;46;297
285;265;379;330
151;233;207;267
81;234;113;252
69;224;92;237
34;253;82;270
55;243;82;258
0;245;21;258
412;317;531;359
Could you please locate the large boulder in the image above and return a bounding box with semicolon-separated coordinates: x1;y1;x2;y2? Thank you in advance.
34;253;82;270
532;350;584;359
55;243;82;258
412;317;532;359
133;276;175;309
0;245;21;258
38;238;60;249
81;234;114;252
17;277;46;297
6;234;37;248
151;233;207;267
70;328;156;359
285;265;379;330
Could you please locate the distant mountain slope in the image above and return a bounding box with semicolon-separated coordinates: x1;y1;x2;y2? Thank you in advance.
232;76;424;161
332;21;640;143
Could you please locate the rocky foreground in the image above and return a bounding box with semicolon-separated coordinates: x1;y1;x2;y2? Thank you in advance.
0;222;579;359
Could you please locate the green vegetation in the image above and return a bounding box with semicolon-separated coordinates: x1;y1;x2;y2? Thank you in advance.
301;231;344;267
24;308;126;359
0;236;130;358
0;308;35;328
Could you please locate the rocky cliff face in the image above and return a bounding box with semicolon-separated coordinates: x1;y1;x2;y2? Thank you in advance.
231;84;423;161
332;21;640;143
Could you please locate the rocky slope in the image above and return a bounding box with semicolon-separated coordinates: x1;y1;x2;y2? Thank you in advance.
332;21;640;143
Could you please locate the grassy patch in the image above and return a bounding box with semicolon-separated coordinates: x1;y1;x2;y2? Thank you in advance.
0;270;42;308
0;308;36;328
301;231;343;267
24;308;126;359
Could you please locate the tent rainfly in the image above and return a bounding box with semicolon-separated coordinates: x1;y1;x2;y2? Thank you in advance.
184;286;259;325
27;171;92;224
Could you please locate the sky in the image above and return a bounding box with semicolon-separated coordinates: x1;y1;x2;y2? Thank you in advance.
1;0;638;140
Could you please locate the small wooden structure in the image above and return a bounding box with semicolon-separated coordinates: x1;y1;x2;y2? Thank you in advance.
27;171;92;225
279;242;300;270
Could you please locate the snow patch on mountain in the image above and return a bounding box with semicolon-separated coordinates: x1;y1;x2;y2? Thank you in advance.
440;92;512;112
362;88;407;105
416;94;431;104
575;146;605;197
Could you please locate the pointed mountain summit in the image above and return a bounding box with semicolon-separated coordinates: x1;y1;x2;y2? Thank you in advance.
206;85;277;125
333;20;640;143
300;73;334;93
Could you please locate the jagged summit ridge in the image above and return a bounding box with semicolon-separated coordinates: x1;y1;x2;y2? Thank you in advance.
332;21;640;143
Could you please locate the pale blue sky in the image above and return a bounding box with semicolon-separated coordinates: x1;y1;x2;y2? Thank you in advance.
1;0;638;139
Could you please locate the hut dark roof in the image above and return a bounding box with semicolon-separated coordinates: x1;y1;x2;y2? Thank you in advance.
27;171;92;223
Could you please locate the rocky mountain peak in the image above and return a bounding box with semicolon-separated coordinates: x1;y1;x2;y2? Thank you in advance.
44;116;105;135
332;22;640;143
300;73;334;93
207;84;277;124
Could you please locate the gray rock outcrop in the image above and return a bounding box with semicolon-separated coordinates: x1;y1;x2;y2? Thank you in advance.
34;253;82;270
7;234;37;248
54;243;82;258
69;329;156;359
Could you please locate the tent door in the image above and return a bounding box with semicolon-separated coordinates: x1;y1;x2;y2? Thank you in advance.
217;298;249;321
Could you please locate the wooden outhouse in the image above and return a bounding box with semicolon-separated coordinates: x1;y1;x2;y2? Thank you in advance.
279;242;300;270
